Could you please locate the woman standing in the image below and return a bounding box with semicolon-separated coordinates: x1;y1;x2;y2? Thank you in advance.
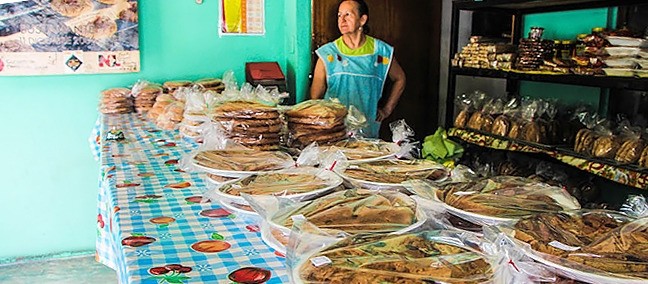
310;0;406;138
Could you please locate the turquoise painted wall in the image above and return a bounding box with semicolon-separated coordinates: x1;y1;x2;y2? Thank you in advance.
0;1;310;260
520;8;613;110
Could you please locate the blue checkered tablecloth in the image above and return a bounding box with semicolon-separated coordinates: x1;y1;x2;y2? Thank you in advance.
95;113;288;283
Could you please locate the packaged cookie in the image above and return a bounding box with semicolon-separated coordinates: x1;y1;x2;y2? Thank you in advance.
614;126;645;164
492;97;519;137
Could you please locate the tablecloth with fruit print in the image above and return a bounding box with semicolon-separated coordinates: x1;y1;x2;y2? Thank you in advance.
95;113;288;283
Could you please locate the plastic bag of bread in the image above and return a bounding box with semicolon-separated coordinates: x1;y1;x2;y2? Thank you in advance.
573;113;606;155
465;91;489;130
504;210;648;284
590;126;620;159
544;101;561;145
480;98;504;133
287;224;495;284
131;80;163;113
614;125;645;164
406;176;580;226
162;80;192;94
453;91;478;128
519;98;547;144
244;188;427;254
492;97;519;137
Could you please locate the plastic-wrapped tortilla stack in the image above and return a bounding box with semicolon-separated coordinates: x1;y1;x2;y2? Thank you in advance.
162;80;192;94
286;100;348;148
133;85;162;113
341;159;448;189
194;78;225;93
100;88;133;114
211;101;282;151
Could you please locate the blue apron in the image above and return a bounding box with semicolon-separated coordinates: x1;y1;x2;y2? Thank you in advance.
316;37;394;138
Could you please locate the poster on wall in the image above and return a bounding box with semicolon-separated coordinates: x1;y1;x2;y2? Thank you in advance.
220;0;264;36
0;0;139;76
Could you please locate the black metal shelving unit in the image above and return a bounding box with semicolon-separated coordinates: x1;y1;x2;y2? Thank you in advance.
445;0;648;196
446;0;648;127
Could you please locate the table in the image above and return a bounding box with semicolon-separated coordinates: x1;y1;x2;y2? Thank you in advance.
94;114;288;283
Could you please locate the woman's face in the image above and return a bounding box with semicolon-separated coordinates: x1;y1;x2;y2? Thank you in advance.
337;1;366;35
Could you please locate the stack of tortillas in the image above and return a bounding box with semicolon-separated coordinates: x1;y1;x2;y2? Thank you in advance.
132;84;162;113
100;88;133;114
211;101;282;151
286;100;348;148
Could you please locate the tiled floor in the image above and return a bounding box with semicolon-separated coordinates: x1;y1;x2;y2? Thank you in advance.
0;254;117;284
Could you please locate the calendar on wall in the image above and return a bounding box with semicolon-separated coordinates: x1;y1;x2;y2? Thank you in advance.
0;0;139;76
220;0;265;36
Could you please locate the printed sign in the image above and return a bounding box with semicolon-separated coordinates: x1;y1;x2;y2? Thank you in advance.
0;0;139;76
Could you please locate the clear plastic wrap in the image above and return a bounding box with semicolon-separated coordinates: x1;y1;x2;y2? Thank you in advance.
287;227;493;284
481;226;557;284
286;99;349;148
131;80;163;113
319;138;400;163
480;98;504;133
191;149;295;177
100;87;133;114
406;176;580;226
614;125;646;164
338;159;449;190
204;167;343;209
507;210;648;283
389;119;419;159
245;188;427;254
465;91;489;130
491;97;519;137
155;101;185;130
344;105;368;138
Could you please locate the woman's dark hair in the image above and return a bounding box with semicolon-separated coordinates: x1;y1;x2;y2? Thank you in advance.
340;0;370;34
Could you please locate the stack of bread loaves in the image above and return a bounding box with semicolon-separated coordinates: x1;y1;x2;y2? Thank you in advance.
285;100;348;148
100;88;133;114
211;101;282;151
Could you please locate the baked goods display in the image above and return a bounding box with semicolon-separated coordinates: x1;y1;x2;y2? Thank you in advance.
193;149;293;175
286;100;348;148
163;80;192;94
451;36;516;69
265;189;422;251
213;168;342;201
298;231;492;284
512;211;648;281
433;176;580;222
100;87;132;114
155;101;184;130
147;94;176;121
320;139;399;162
132;84;162;113
194;78;225;93
211;101;282;150
342;159;448;186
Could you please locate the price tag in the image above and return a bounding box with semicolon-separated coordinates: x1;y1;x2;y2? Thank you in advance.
310;256;332;267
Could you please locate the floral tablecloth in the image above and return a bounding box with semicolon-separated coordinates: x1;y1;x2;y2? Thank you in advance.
94;114;288;283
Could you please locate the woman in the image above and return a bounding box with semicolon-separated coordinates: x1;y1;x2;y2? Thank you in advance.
310;0;406;138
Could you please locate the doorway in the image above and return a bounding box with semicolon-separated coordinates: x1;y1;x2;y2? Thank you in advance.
311;0;443;140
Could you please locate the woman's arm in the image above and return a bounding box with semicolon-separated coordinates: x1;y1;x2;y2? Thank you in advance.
376;57;406;122
310;58;327;99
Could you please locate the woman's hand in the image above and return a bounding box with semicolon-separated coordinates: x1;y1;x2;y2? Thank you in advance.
376;106;393;122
